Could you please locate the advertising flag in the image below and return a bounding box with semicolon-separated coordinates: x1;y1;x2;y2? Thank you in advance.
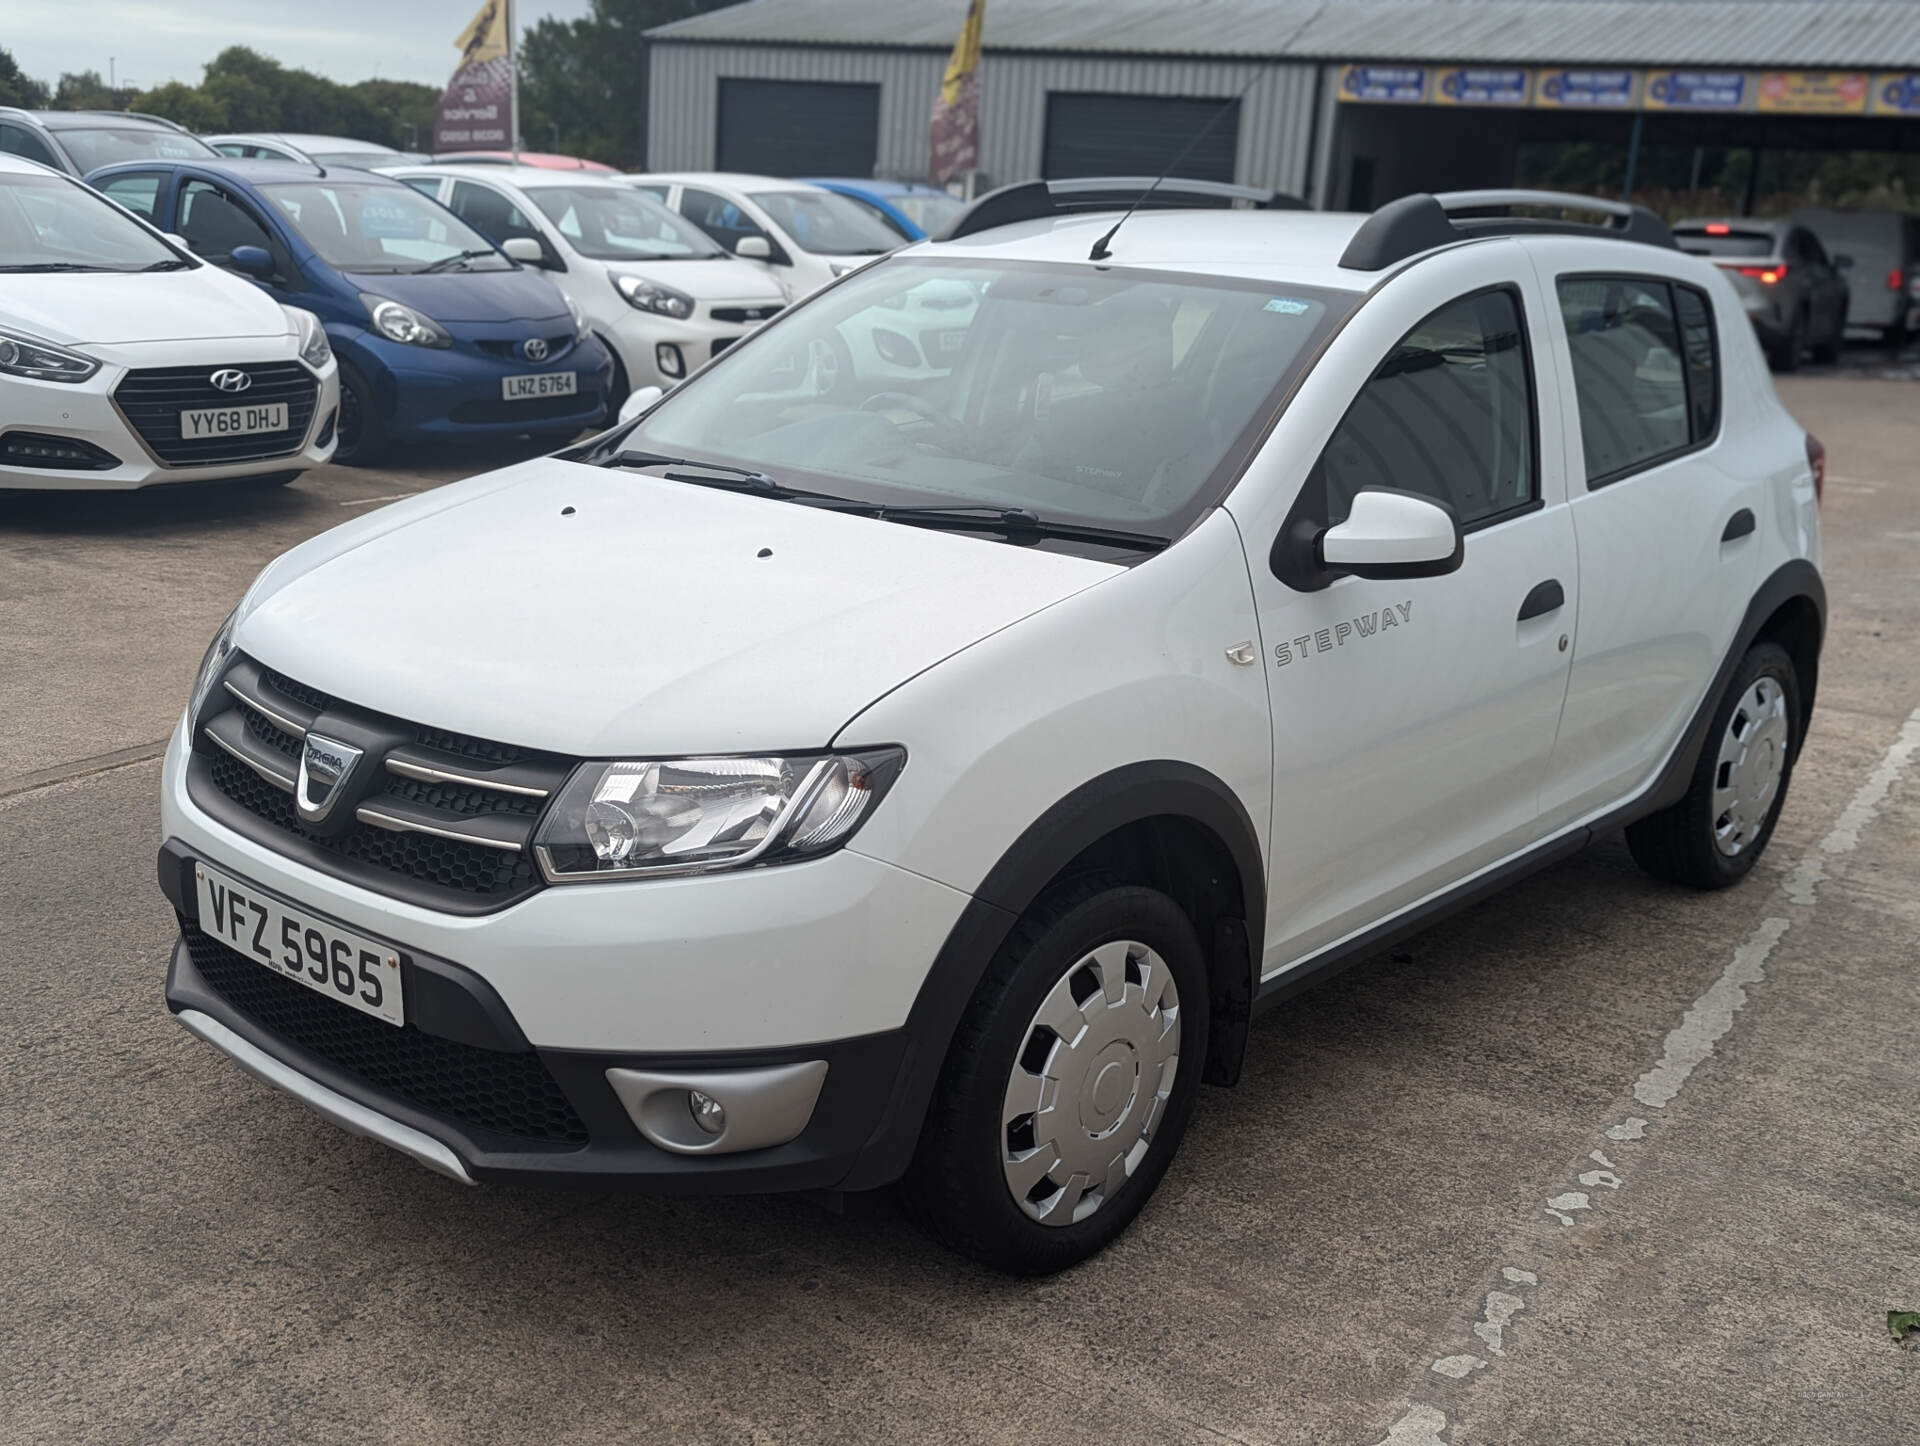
434;0;514;153
930;0;984;185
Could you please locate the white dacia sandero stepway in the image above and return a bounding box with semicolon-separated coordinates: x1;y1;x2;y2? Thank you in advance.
160;182;1824;1273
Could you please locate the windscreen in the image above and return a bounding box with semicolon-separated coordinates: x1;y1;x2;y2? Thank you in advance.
628;257;1356;540
51;126;218;171
749;189;903;255
0;170;180;271
528;185;723;259
260;179;506;272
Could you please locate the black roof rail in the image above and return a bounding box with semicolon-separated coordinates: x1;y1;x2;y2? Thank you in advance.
1339;189;1677;271
935;176;1306;242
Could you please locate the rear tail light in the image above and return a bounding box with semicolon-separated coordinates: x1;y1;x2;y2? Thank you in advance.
1805;432;1825;506
1890;267;1907;292
1705;223;1731;235
1737;265;1788;285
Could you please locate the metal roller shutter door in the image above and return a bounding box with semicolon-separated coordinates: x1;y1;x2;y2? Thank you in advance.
1042;93;1241;183
715;79;881;177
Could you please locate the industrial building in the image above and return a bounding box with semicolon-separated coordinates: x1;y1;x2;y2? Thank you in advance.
643;0;1920;210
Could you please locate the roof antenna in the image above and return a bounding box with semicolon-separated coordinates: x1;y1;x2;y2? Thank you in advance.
1089;75;1257;262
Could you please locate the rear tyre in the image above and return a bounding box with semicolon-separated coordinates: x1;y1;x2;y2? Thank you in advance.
898;880;1207;1275
1625;641;1801;889
1769;313;1806;373
332;365;386;467
1810;303;1845;364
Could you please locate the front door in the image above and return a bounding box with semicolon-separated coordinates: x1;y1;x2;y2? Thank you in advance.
1228;248;1579;974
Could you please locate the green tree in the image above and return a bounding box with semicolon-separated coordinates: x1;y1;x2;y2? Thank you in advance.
351;79;439;152
0;47;50;108
52;69;135;111
133;80;227;132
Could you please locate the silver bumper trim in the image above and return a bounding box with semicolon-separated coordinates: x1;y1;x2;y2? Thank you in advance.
174;1007;476;1185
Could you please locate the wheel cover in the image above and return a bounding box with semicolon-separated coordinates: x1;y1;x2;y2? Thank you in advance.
1000;939;1181;1227
1711;676;1791;856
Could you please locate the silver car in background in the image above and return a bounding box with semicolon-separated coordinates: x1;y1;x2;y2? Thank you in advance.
1794;208;1920;348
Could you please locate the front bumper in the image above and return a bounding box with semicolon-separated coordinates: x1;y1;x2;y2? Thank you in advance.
341;331;614;444
603;305;771;388
161;845;921;1190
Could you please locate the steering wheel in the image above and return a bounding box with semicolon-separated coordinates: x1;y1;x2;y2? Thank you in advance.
859;391;965;450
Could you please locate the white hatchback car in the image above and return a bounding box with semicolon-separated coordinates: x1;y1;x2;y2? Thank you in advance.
159;184;1823;1274
0;154;338;490
624;172;904;303
390;164;787;393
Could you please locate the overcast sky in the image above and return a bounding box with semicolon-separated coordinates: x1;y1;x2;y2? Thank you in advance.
5;0;599;91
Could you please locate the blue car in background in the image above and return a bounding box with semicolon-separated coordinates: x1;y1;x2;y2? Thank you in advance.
84;159;612;463
800;179;966;242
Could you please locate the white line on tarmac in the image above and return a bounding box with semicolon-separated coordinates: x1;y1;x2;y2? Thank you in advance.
1370;705;1920;1445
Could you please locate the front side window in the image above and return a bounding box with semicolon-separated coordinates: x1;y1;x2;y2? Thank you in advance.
749;189;900;256
260;180;503;272
1317;289;1536;529
0;170;182;271
47;126;217;172
677;187;767;250
526;185;723;260
179;179;275;264
627;257;1356;539
1557;276;1717;485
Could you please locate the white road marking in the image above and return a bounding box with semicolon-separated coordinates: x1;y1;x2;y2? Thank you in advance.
338;491;420;508
1367;705;1920;1443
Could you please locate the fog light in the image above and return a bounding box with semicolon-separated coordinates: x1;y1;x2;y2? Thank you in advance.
688;1090;726;1134
655;342;684;378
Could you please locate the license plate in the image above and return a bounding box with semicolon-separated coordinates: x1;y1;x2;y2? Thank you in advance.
502;371;577;400
195;861;404;1027
180;402;288;439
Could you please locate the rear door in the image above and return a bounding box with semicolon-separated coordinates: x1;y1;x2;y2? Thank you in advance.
1528;246;1759;829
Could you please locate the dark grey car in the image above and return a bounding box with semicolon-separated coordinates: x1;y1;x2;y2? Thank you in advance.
0;108;218;178
1673;218;1851;371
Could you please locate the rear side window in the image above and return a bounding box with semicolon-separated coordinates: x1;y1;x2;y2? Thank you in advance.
1318;288;1536;529
449;180;540;245
98;172;161;222
0;122;60;169
1556;276;1718;486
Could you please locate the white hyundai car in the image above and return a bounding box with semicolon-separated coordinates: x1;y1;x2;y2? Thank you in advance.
0;153;337;490
390;163;787;393
623;172;903;303
159;184;1822;1274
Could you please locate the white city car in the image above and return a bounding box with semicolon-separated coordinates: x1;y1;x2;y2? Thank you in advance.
624;172;903;303
390;163;788;392
0;154;338;490
160;184;1823;1274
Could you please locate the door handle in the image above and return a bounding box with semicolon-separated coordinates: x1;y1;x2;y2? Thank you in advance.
1721;508;1756;542
1517;579;1564;622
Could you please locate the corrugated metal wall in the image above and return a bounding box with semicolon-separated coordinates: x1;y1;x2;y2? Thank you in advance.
647;43;1321;194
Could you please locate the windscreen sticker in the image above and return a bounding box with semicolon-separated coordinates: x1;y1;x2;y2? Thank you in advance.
1264;297;1312;315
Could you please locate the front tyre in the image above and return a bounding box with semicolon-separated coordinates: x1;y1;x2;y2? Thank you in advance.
899;882;1207;1274
332;364;386;467
1626;641;1801;889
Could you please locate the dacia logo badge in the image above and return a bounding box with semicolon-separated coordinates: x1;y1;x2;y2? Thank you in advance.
522;337;549;362
209;368;252;393
295;734;365;824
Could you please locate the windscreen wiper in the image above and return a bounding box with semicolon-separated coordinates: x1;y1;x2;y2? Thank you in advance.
608;448;820;501
0;262;108;272
795;498;1168;552
415;248;498;274
141;258;193;271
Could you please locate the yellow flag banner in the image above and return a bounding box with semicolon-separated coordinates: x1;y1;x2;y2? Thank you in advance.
434;0;513;153
930;0;984;184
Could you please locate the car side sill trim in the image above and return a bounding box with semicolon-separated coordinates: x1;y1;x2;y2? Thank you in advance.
174;1007;476;1185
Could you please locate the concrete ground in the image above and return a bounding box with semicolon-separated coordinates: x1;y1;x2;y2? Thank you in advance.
3;372;1917;1444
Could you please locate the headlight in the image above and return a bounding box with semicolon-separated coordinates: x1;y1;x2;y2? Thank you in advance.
361;295;451;348
563;292;590;340
533;748;905;882
188;608;239;722
0;326;100;383
286;306;332;369
612;273;695;319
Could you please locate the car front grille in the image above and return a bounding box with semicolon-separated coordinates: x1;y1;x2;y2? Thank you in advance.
474;334;575;361
710;305;783;325
182;921;589;1145
114;362;319;466
187;655;571;912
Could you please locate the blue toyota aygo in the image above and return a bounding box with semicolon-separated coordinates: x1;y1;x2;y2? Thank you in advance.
85;159;613;463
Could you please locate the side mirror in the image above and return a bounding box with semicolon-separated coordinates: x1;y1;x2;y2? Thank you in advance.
617;385;665;425
501;236;544;265
1317;489;1463;579
228;245;275;279
733;235;772;261
1833;253;1854;272
164;232;192;251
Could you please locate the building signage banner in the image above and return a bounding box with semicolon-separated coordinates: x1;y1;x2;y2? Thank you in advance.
1872;72;1920;115
434;0;514;153
930;0;985;184
1644;70;1747;109
1756;70;1871;114
1534;69;1637;107
1435;68;1530;106
1339;65;1428;103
